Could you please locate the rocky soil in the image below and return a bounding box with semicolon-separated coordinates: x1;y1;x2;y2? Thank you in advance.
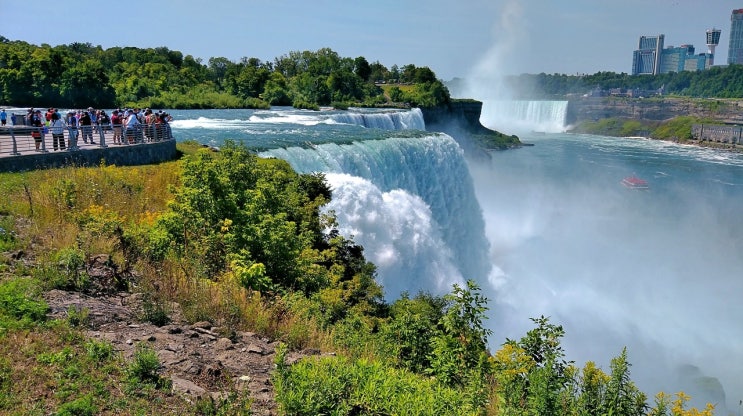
38;255;313;415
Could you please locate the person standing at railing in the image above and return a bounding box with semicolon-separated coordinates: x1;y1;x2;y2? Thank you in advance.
124;109;139;144
0;109;6;126
66;111;78;147
88;107;97;128
44;108;54;125
27;109;44;150
79;110;95;144
49;112;66;151
110;110;122;144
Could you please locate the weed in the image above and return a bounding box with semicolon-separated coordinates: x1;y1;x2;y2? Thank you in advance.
0;216;18;252
66;305;90;328
84;339;115;362
56;393;97;416
126;343;168;391
140;293;171;327
0;278;48;332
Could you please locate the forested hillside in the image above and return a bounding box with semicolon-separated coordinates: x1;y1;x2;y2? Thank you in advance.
452;65;743;98
0;36;449;109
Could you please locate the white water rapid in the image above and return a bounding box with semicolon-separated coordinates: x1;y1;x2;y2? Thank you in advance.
262;134;492;299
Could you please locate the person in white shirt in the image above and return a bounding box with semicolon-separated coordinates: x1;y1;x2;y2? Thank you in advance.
125;110;140;144
49;112;67;151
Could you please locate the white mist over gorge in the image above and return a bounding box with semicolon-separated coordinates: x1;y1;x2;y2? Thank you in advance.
444;1;743;410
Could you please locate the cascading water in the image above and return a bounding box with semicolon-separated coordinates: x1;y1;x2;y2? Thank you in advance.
261;134;492;299
481;100;568;133
329;108;426;130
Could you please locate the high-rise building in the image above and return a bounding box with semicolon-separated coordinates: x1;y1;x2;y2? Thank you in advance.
706;28;721;65
632;35;664;75
728;9;743;64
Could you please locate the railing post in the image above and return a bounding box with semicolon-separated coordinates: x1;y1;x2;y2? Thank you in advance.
9;127;20;155
96;124;108;148
67;126;79;151
39;128;49;153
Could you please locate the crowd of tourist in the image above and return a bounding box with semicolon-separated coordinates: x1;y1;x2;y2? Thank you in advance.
3;106;173;151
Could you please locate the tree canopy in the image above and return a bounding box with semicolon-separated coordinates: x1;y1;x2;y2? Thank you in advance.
0;38;450;109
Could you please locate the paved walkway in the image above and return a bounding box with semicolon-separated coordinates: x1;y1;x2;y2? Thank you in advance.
0;127;169;158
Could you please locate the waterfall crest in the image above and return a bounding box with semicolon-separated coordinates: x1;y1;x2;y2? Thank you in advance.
481;100;568;133
330;108;426;130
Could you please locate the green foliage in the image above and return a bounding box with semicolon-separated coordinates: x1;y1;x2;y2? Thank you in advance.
500;65;743;99
1;39;446;108
0;216;18;252
429;280;492;387
126;343;166;389
152;141;379;311
57;393;97;416
139;292;171;326
84;339;115;362
650;115;698;140
382;292;445;373
0;277;48;333
66;305;91;328
34;248;91;292
603;347;647;416
273;354;476;416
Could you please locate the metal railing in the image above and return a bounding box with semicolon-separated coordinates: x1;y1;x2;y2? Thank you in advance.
0;123;174;156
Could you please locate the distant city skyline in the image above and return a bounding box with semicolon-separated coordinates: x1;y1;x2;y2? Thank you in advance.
1;0;742;80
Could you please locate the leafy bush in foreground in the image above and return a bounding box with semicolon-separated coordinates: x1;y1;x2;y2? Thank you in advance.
273;344;476;416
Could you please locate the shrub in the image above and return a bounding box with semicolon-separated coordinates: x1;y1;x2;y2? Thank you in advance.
140;293;171;327
0;216;18;252
56;394;97;416
0;278;48;333
66;305;91;328
35;248;90;292
273;353;476;415
126;343;163;387
84;339;115;362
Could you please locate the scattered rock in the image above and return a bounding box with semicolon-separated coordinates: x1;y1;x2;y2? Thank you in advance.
171;376;207;399
215;338;234;350
246;344;265;355
192;321;212;330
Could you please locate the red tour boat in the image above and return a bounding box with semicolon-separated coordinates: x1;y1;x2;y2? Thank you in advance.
622;175;649;189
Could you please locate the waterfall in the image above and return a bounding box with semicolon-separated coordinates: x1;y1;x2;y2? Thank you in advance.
481;100;568;133
261;133;491;299
330;108;426;130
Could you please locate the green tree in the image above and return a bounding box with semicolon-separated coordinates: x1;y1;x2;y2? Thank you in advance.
429;280;492;388
354;56;372;82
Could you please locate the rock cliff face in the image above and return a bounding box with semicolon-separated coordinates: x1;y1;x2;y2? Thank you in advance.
421;100;496;135
566;97;743;126
420;100;520;156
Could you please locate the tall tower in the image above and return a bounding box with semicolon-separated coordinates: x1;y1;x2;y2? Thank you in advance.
706;28;721;66
728;9;743;65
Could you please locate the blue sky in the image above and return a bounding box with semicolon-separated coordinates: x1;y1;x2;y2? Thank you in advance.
1;0;741;80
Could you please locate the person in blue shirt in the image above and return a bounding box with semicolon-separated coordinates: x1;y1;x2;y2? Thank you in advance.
0;109;6;126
